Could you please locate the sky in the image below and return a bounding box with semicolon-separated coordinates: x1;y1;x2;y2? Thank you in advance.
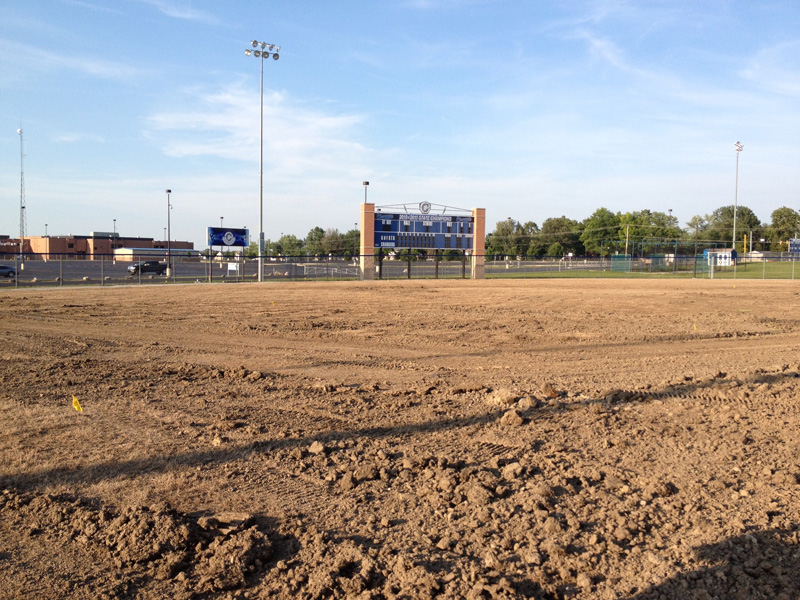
1;0;799;248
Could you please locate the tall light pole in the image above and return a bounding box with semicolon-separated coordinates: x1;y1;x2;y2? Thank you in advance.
363;181;369;203
45;223;48;236
733;141;743;254
244;39;280;282
220;216;224;228
17;128;26;258
113;218;117;235
166;189;172;277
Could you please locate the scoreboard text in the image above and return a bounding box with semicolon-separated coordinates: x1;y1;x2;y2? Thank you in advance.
373;213;474;251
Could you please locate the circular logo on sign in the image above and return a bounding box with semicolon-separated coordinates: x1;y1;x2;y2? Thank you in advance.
419;201;431;214
222;231;236;246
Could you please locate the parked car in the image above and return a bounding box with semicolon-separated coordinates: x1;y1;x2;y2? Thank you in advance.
0;265;16;278
128;260;168;276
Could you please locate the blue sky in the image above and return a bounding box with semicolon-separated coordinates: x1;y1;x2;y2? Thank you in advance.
1;0;798;247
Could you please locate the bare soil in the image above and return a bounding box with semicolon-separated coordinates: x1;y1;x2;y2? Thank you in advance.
1;279;800;600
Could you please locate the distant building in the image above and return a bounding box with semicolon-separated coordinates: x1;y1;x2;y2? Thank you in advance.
2;232;193;260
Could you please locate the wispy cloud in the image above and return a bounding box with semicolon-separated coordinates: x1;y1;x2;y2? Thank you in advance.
741;41;800;97
0;39;149;82
136;0;219;24
53;132;106;143
401;0;499;9
145;82;369;177
58;0;124;15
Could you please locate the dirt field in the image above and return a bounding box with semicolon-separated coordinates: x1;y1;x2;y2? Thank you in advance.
2;279;800;600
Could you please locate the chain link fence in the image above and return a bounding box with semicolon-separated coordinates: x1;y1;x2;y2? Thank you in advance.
1;252;798;288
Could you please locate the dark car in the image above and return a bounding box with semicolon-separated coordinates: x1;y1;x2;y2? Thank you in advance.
0;265;16;278
128;260;168;276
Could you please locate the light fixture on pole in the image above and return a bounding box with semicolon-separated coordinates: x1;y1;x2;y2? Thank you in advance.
45;223;48;237
220;216;224;228
166;189;172;278
244;39;280;282
733;141;743;254
363;181;369;204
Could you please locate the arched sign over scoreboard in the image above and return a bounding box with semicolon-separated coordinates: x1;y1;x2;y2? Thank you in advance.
373;212;474;250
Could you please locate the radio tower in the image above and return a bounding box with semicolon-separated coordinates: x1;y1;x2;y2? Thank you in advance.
17;127;27;256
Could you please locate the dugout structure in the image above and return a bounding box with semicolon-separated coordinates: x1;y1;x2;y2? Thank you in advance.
359;203;485;280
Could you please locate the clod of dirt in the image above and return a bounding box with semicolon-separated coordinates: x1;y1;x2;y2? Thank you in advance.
194;523;272;592
487;388;517;406
309;440;326;455
541;382;559;398
500;409;524;427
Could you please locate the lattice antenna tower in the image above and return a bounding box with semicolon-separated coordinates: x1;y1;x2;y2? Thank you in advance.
17;127;27;242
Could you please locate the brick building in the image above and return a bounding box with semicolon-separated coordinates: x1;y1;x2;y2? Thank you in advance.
2;232;193;260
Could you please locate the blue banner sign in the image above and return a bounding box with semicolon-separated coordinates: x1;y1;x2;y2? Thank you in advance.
208;227;250;247
374;212;474;250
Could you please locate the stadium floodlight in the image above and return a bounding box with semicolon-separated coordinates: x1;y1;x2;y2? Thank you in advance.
244;39;281;282
733;141;743;255
165;189;172;278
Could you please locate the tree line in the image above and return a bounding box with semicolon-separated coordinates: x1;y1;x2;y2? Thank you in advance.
209;204;799;258
485;205;800;258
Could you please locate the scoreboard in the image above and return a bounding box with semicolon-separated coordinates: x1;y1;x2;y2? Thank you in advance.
373;213;474;250
207;227;249;247
790;239;800;253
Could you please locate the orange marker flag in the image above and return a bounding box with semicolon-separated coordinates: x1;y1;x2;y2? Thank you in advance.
72;395;83;412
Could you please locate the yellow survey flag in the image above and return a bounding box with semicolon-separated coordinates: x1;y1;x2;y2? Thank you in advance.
72;395;83;412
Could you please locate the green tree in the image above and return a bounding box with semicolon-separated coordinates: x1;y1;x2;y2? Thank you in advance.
520;221;543;257
485;218;528;258
244;241;258;258
278;234;303;257
546;242;564;257
580;208;620;256
765;206;800;251
320;228;344;255
303;227;325;257
264;239;281;257
441;249;463;261
540;216;583;255
703;205;761;247
342;228;360;258
618;210;681;255
685;215;708;239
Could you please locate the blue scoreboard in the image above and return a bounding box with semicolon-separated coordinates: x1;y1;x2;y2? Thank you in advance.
790;238;800;253
374;213;474;251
